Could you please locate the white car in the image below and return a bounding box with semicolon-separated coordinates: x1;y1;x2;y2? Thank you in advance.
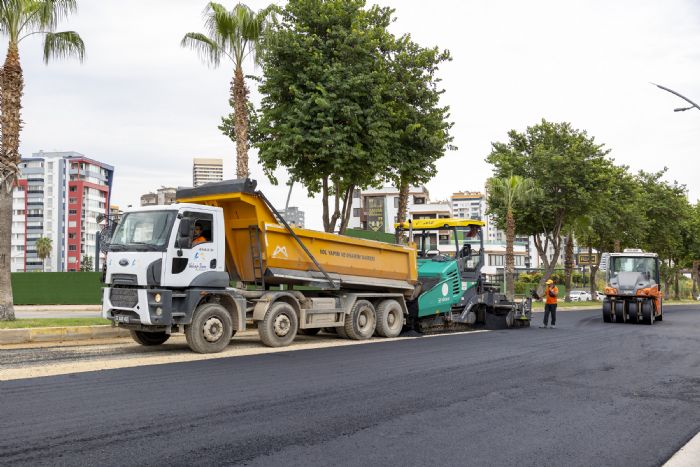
569;290;592;302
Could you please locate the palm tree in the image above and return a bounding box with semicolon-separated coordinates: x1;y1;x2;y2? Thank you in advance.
182;2;278;179
0;0;85;320
35;236;52;272
487;175;537;300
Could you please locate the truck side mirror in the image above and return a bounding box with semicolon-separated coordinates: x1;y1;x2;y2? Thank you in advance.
177;218;192;250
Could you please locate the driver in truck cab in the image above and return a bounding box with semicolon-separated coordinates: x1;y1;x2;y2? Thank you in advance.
192;222;207;245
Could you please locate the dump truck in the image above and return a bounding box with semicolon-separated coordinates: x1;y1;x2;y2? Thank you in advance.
101;178;528;353
602;249;664;324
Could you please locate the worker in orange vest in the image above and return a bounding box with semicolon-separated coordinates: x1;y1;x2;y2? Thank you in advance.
540;278;558;329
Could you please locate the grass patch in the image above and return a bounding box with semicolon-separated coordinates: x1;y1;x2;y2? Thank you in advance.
0;318;111;329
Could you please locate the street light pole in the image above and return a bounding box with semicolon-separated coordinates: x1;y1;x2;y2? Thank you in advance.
652;83;700;112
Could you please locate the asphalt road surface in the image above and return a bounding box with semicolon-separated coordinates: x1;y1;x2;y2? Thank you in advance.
1;306;699;466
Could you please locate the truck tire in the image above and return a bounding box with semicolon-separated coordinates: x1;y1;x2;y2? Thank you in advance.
627;302;639;323
344;300;376;340
641;300;654;325
602;300;612;322
375;299;403;338
614;301;625;323
185;303;233;353
298;327;321;336
130;330;170;346
335;325;348;339
258;301;298;347
656;302;663;321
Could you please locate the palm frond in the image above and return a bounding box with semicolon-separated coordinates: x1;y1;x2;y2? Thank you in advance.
37;0;78;30
181;32;222;67
43;30;84;64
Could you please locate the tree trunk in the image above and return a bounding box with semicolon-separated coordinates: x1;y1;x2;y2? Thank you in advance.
533;233;562;297
394;179;409;244
673;267;680;301
232;66;249;178
505;209;515;300
589;244;598;299
322;176;330;232
0;41;23;321
564;233;574;302
613;240;621;253
338;184;355;235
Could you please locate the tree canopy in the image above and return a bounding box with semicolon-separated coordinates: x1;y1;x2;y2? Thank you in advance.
252;0;452;233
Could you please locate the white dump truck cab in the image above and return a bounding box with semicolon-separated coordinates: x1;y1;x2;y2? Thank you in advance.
101;203;247;352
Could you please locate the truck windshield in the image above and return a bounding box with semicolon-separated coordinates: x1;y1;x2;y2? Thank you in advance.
609;257;657;278
109;211;176;252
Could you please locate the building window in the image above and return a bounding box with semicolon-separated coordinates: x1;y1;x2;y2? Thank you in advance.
394;197;399;208
68;233;76;239
353;208;361;217
352;189;360;199
69;186;77;192
488;255;504;267
69;245;76;251
69;209;77;215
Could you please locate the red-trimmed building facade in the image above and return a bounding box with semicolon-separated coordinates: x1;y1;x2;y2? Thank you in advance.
11;151;114;272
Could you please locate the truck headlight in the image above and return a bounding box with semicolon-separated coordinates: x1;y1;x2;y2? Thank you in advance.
155;307;163;316
154;293;161;303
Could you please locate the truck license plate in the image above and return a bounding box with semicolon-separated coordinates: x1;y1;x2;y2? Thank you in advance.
115;315;130;323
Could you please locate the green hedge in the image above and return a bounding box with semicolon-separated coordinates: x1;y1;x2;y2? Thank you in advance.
11;272;102;305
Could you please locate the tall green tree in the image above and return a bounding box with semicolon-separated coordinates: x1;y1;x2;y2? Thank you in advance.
637;169;692;299
252;0;397;233
486;120;613;295
0;0;85;321
384;35;453;242
35;236;52;272
572;165;646;299
486;175;537;300
182;2;278;178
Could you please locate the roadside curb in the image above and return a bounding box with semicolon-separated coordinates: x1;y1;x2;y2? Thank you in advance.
0;326;131;345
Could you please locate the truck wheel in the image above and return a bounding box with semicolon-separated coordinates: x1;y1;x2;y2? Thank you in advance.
335;325;348;339
344;300;376;340
375;299;403;338
130;330;170;346
185;303;233;353
656;302;663;321
602;301;612;322
298;327;321;336
641;301;654;325
627;302;639;323
614;301;625;323
258;301;298;347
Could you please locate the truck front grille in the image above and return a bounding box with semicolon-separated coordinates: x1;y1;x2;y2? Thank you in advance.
110;288;138;308
111;274;137;286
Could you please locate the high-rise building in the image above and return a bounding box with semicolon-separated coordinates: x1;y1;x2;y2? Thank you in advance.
140;186;176;206
347;185;430;234
451;191;484;220
193;158;223;187
279;206;306;228
10;151;113;272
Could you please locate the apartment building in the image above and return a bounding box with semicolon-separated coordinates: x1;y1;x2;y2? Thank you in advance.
279;206;306;228
10;151;113;272
140;186;177;206
347;186;430;234
193;158;223;187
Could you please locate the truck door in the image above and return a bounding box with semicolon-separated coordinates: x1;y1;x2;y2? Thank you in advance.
163;210;225;288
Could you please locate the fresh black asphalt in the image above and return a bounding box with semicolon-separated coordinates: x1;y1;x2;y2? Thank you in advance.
1;306;699;466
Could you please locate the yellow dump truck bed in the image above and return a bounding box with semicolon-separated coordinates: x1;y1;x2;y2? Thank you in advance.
176;179;417;294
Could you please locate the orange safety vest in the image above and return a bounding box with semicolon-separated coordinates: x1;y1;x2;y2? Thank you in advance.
545;285;558;304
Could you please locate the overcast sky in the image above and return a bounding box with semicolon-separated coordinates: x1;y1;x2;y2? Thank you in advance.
14;0;700;230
